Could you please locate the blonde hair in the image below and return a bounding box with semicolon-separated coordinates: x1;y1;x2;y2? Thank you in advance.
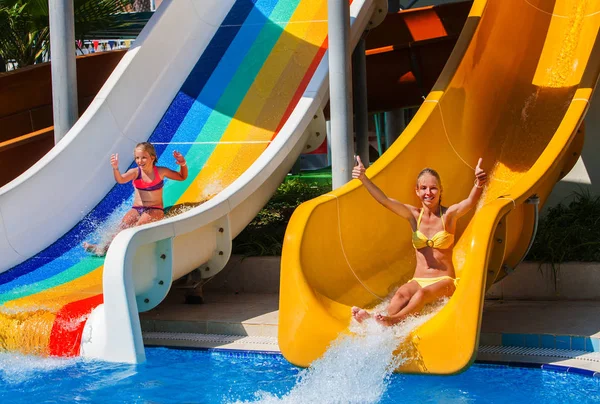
417;168;443;204
416;168;442;189
135;142;158;165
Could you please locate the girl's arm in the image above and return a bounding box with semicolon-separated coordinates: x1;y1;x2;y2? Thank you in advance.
161;150;188;181
446;158;488;219
353;156;414;221
111;153;137;184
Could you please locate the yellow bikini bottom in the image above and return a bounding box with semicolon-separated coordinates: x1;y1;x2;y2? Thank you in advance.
410;276;459;288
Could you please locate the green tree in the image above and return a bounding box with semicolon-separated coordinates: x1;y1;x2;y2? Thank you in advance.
0;0;133;68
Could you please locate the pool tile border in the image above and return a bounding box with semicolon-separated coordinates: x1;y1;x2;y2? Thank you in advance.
149;343;600;379
490;332;600;352
477;360;600;378
143;332;600;379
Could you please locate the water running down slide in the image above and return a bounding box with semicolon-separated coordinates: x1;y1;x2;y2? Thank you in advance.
0;0;385;362
279;0;600;374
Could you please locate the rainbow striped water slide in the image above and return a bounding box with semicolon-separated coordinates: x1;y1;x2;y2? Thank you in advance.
0;0;382;363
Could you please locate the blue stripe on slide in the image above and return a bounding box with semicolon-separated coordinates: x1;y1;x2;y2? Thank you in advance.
0;0;260;286
157;0;296;201
152;0;281;172
151;0;262;144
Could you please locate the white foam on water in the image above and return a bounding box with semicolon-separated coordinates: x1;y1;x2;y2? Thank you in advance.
0;353;77;385
79;201;133;253
235;299;447;404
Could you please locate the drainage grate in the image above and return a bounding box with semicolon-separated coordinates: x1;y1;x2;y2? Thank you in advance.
143;332;279;346
479;345;600;363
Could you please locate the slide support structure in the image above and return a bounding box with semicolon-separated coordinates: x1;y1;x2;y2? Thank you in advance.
353;34;370;167
49;0;79;143
328;0;355;188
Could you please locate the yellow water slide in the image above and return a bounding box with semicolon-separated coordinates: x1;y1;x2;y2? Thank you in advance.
279;0;600;374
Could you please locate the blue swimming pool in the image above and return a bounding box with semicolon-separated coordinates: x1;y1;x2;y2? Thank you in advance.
1;348;599;403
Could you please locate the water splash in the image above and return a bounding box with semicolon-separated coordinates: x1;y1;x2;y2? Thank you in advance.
0;353;77;385
79;201;133;252
235;300;446;404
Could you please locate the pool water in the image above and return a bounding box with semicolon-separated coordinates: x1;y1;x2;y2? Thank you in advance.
1;348;599;404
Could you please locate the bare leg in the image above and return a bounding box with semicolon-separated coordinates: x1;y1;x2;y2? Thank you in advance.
119;209;143;230
375;279;456;326
82;209;140;256
351;280;420;323
135;209;165;226
386;280;420;316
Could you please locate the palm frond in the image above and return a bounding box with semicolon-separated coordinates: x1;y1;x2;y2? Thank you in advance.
74;0;134;41
0;2;48;66
0;0;134;68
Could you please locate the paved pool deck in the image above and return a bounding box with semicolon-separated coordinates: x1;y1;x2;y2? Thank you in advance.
140;289;600;372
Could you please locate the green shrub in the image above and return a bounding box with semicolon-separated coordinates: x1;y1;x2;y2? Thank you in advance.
232;178;331;256
526;190;600;264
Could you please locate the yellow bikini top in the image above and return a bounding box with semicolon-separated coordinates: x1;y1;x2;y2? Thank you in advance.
412;208;455;250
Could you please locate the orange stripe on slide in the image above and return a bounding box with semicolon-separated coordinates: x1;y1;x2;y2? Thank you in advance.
270;0;355;139
272;39;328;139
48;294;103;357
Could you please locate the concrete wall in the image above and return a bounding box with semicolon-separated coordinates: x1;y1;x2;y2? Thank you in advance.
487;262;600;300
204;256;281;294
207;256;600;300
545;85;600;209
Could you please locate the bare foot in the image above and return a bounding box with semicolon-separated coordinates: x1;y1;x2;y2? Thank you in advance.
351;306;371;323
82;241;96;252
82;242;107;257
374;313;402;327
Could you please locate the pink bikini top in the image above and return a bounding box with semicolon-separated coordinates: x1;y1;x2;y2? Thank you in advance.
133;166;164;191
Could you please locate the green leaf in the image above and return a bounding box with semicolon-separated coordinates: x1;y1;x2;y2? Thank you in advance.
0;0;134;68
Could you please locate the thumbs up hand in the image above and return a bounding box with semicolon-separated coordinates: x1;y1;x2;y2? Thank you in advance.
352;155;366;181
475;158;487;188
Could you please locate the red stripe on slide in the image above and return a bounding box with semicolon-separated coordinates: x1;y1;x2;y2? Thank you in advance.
48;294;104;357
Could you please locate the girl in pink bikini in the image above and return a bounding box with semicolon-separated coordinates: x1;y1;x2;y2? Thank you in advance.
351;156;487;326
83;142;188;256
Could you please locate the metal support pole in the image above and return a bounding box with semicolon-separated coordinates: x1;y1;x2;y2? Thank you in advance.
352;35;369;168
49;0;78;144
397;108;406;133
384;109;404;150
374;114;384;156
328;0;354;189
384;111;396;150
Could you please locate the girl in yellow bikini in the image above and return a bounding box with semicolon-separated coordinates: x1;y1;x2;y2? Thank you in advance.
351;156;487;326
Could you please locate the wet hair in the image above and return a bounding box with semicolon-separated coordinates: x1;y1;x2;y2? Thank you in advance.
135;142;158;165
